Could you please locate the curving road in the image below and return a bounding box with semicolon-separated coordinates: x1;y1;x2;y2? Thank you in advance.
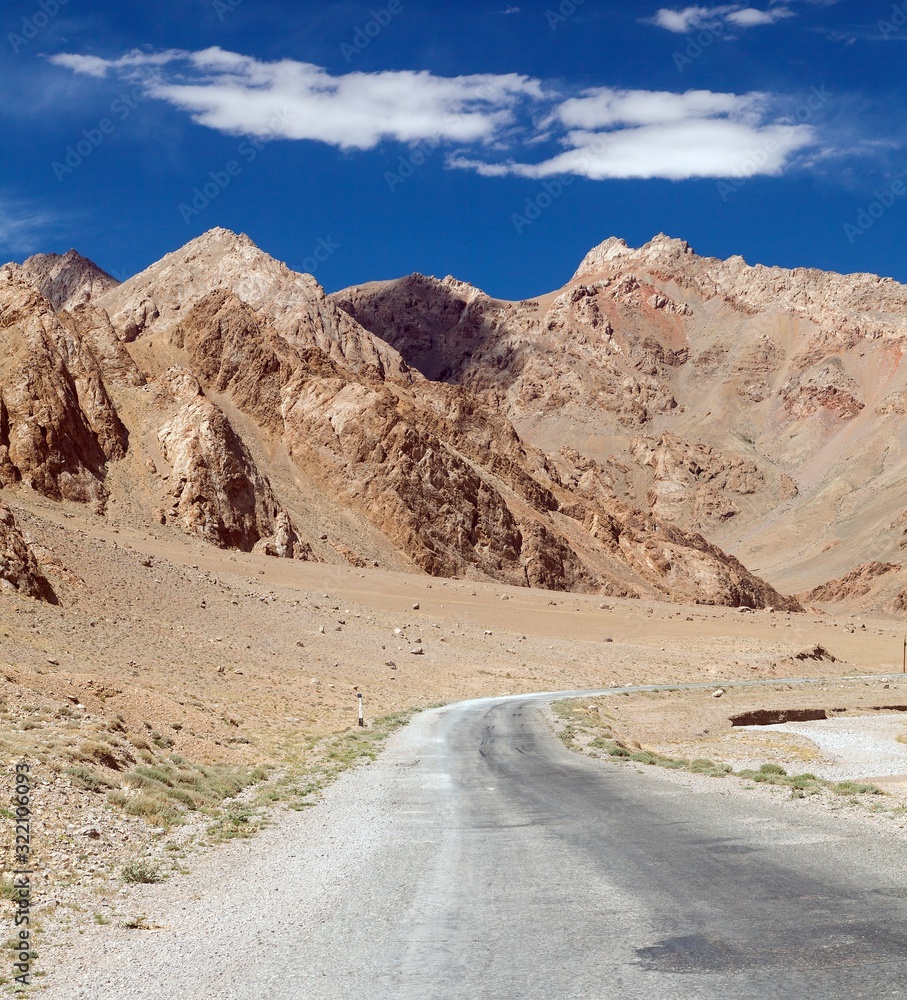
50;686;907;1000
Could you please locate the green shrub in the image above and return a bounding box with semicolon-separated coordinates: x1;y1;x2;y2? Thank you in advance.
121;860;163;885
65;765;114;793
133;766;174;787
833;781;884;796
122;793;183;826
0;878;20;901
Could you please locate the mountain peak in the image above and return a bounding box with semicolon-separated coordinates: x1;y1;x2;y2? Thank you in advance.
96;226;311;341
181;227;258;253
20;249;118;311
572;233;698;281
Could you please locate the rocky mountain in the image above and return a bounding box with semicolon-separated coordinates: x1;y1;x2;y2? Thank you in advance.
333;234;907;607
0;503;56;603
0;228;803;610
0;264;127;505
21;249;119;311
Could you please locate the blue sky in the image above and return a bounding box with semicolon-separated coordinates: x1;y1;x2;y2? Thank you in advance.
2;0;906;297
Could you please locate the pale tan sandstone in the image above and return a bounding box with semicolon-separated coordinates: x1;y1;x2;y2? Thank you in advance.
20;249;119;312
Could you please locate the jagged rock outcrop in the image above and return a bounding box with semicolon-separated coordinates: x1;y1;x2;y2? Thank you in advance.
60;305;146;388
800;562;901;603
628;433;764;527
0;504;57;603
0;265;127;502
155;367;313;558
21;249;119;311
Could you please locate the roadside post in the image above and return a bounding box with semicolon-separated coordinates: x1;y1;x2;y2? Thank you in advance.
358;692;364;727
903;636;906;674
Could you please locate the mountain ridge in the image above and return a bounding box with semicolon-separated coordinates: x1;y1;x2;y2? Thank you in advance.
12;226;905;610
331;232;907;609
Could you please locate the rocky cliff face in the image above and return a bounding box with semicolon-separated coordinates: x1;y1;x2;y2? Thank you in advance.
0;504;56;603
0;265;127;503
154;366;314;558
0;229;816;609
333;235;907;604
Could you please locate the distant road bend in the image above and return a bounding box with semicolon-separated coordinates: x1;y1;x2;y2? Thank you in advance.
53;682;907;1000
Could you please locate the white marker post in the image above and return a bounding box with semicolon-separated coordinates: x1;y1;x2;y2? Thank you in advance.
358;692;364;727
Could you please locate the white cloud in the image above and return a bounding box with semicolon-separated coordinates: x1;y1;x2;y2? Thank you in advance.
452;120;813;180
46;48;820;182
49;50;184;78
650;4;794;34
652;5;729;32
455;87;814;181
554;88;762;129
48;47;542;150
728;6;793;26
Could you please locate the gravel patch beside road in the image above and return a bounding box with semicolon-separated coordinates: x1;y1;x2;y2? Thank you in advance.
752;713;907;780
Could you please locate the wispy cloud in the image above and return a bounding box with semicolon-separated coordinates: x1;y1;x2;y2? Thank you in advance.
649;4;795;34
0;197;58;255
47;48;821;182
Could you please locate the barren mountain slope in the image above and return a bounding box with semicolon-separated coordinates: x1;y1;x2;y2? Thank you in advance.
163;285;797;605
95;228;410;379
21;248;119;311
2;230;798;607
333;235;907;600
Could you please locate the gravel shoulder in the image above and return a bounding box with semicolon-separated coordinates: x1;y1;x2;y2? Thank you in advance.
34;721;412;998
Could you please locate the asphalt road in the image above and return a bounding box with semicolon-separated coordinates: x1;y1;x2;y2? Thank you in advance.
48;687;907;1000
